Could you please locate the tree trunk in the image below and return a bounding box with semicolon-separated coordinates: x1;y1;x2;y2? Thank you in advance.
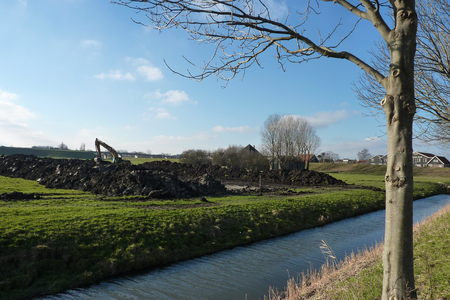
381;3;417;299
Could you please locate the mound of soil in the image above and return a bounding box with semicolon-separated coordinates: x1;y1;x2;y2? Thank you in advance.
0;155;346;198
0;155;227;198
142;160;346;186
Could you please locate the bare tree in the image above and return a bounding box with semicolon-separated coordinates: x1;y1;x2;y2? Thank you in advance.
58;142;68;150
356;0;450;149
79;143;86;151
302;123;321;170
357;148;372;161
319;151;340;163
115;1;417;298
261;114;320;170
260;113;282;167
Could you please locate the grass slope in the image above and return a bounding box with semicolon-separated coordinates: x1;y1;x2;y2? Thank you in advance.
0;146;96;160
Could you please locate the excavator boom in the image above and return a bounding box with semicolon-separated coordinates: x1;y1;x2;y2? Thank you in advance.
95;138;122;163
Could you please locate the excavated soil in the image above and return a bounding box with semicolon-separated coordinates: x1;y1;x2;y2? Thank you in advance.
0;155;346;199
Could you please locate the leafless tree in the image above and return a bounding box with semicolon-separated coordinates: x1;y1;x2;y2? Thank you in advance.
114;1;417;298
261;114;320;169
79;143;86;151
58;142;68;150
356;0;450;149
357;148;372;161
319;151;340;163
302;123;321;170
261;114;282;168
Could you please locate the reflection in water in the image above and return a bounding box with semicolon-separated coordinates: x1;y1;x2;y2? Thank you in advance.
40;195;450;300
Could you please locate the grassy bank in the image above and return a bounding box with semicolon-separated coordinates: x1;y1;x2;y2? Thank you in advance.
310;162;450;184
0;172;447;299
0;146;96;160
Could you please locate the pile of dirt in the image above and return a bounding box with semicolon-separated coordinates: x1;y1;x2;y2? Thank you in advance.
0;155;227;198
142;160;346;186
0;155;346;198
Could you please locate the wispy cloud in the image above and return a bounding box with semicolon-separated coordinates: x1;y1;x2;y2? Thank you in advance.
125;57;150;66
137;65;163;81
212;125;258;133
147;107;176;120
95;57;163;81
94;70;135;81
304;109;350;128
81;40;101;48
0;89;55;147
0;89;36;126
150;90;195;106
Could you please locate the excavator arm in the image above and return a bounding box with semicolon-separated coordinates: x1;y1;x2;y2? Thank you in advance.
95;138;122;163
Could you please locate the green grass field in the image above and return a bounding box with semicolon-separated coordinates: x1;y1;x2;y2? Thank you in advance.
0;163;448;299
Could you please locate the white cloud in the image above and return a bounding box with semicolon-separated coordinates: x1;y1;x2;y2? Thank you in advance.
147;107;176;120
304;109;350;128
0;89;36;126
125;57;150;66
150;90;195;106
0;89;19;101
137;65;163;81
0;89;55;147
212;125;258;133
81;40;101;48
94;70;135;81
95;57;163;82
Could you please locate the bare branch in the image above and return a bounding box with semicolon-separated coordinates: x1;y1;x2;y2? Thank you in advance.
113;0;385;83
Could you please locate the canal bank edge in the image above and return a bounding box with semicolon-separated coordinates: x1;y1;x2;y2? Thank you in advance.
268;200;450;300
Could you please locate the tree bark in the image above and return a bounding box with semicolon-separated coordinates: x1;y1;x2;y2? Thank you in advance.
381;3;417;299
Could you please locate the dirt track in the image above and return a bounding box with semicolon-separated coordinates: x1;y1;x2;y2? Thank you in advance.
0;155;346;199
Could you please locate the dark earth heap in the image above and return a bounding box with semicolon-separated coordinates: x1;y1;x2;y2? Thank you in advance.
0;155;346;198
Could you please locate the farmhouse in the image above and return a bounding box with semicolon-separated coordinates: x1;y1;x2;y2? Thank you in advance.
369;152;450;168
369;154;388;165
298;154;320;163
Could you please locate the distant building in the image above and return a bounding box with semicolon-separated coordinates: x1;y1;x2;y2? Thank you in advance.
369;154;388;165
369;152;450;168
298;154;319;163
342;158;357;164
413;152;450;168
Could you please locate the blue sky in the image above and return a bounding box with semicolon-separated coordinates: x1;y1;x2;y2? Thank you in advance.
0;0;445;159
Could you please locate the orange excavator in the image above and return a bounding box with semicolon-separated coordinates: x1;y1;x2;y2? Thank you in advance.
95;138;122;163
